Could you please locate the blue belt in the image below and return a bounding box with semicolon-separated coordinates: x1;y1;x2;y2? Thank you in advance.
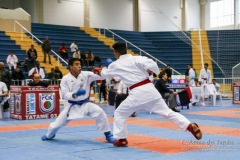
68;99;91;106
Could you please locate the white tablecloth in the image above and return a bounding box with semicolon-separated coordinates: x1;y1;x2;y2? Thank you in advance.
190;84;217;104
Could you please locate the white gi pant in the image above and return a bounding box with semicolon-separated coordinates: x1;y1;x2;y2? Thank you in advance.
8;62;16;70
113;83;191;139
46;102;110;138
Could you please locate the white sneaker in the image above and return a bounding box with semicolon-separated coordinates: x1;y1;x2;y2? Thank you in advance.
200;102;205;106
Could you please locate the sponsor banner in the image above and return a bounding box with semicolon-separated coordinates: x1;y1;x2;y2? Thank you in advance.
27;87;58;91
15;94;21;114
25;113;58;120
10;93;15;113
26;93;36;114
234;87;239;101
40;93;55;113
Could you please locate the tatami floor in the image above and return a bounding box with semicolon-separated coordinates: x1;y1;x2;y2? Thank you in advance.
0;99;239;160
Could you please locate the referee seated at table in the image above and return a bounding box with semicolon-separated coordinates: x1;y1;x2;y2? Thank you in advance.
155;72;180;112
28;73;49;87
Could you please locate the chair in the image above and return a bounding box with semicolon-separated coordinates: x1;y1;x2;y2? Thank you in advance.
205;84;222;106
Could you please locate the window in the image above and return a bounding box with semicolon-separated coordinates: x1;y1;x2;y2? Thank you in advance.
210;0;234;28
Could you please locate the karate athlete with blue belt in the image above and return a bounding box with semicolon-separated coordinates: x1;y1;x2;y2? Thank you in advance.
41;58;116;143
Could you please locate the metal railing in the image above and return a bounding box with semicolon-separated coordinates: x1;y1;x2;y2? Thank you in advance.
13;20;68;66
86;18;181;75
11;76;239;101
213;77;240;96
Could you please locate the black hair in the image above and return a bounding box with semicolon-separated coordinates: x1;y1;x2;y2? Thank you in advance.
159;72;167;78
112;42;127;55
68;58;81;66
204;63;209;67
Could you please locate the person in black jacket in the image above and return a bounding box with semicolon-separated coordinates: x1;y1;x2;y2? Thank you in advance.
165;64;172;83
12;66;25;85
27;44;38;59
155;72;180;112
42;36;51;64
28;74;49;87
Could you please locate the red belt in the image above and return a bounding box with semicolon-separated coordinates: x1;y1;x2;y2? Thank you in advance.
129;79;151;90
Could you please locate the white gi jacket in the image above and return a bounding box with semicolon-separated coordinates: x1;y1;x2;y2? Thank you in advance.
188;68;196;87
61;71;102;119
28;67;45;79
0;82;8;105
198;68;211;84
101;54;160;105
6;55;18;65
70;43;78;52
117;81;128;94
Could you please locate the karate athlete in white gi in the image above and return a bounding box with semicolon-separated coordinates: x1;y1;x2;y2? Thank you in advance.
41;58;116;143
188;64;196;87
101;42;202;147
198;63;212;106
198;63;212;84
6;51;18;71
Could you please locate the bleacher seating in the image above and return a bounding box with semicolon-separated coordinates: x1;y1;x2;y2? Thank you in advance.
143;32;192;74
0;31;30;78
0;31;26;62
31;23;116;70
102;29;192;74
2;23;236;78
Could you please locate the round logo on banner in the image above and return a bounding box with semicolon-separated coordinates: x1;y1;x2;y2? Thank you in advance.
40;93;55;113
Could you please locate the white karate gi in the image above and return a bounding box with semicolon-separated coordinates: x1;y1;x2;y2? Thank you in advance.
0;82;8;105
188;68;196;87
28;67;45;79
198;68;211;84
70;43;78;52
101;54;191;139
117;81;128;94
6;55;18;70
45;71;110;138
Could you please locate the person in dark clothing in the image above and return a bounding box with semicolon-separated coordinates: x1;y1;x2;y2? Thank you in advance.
28;74;49;87
54;66;63;79
47;68;60;84
165;64;172;83
12;66;25;85
27;44;38;59
24;52;37;72
58;43;68;62
42;36;51;64
155;72;180;112
0;62;11;90
99;79;107;103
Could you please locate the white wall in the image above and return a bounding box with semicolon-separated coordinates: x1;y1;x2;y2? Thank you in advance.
89;0;134;30
186;0;200;30
0;0;203;31
43;0;84;27
140;0;182;31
